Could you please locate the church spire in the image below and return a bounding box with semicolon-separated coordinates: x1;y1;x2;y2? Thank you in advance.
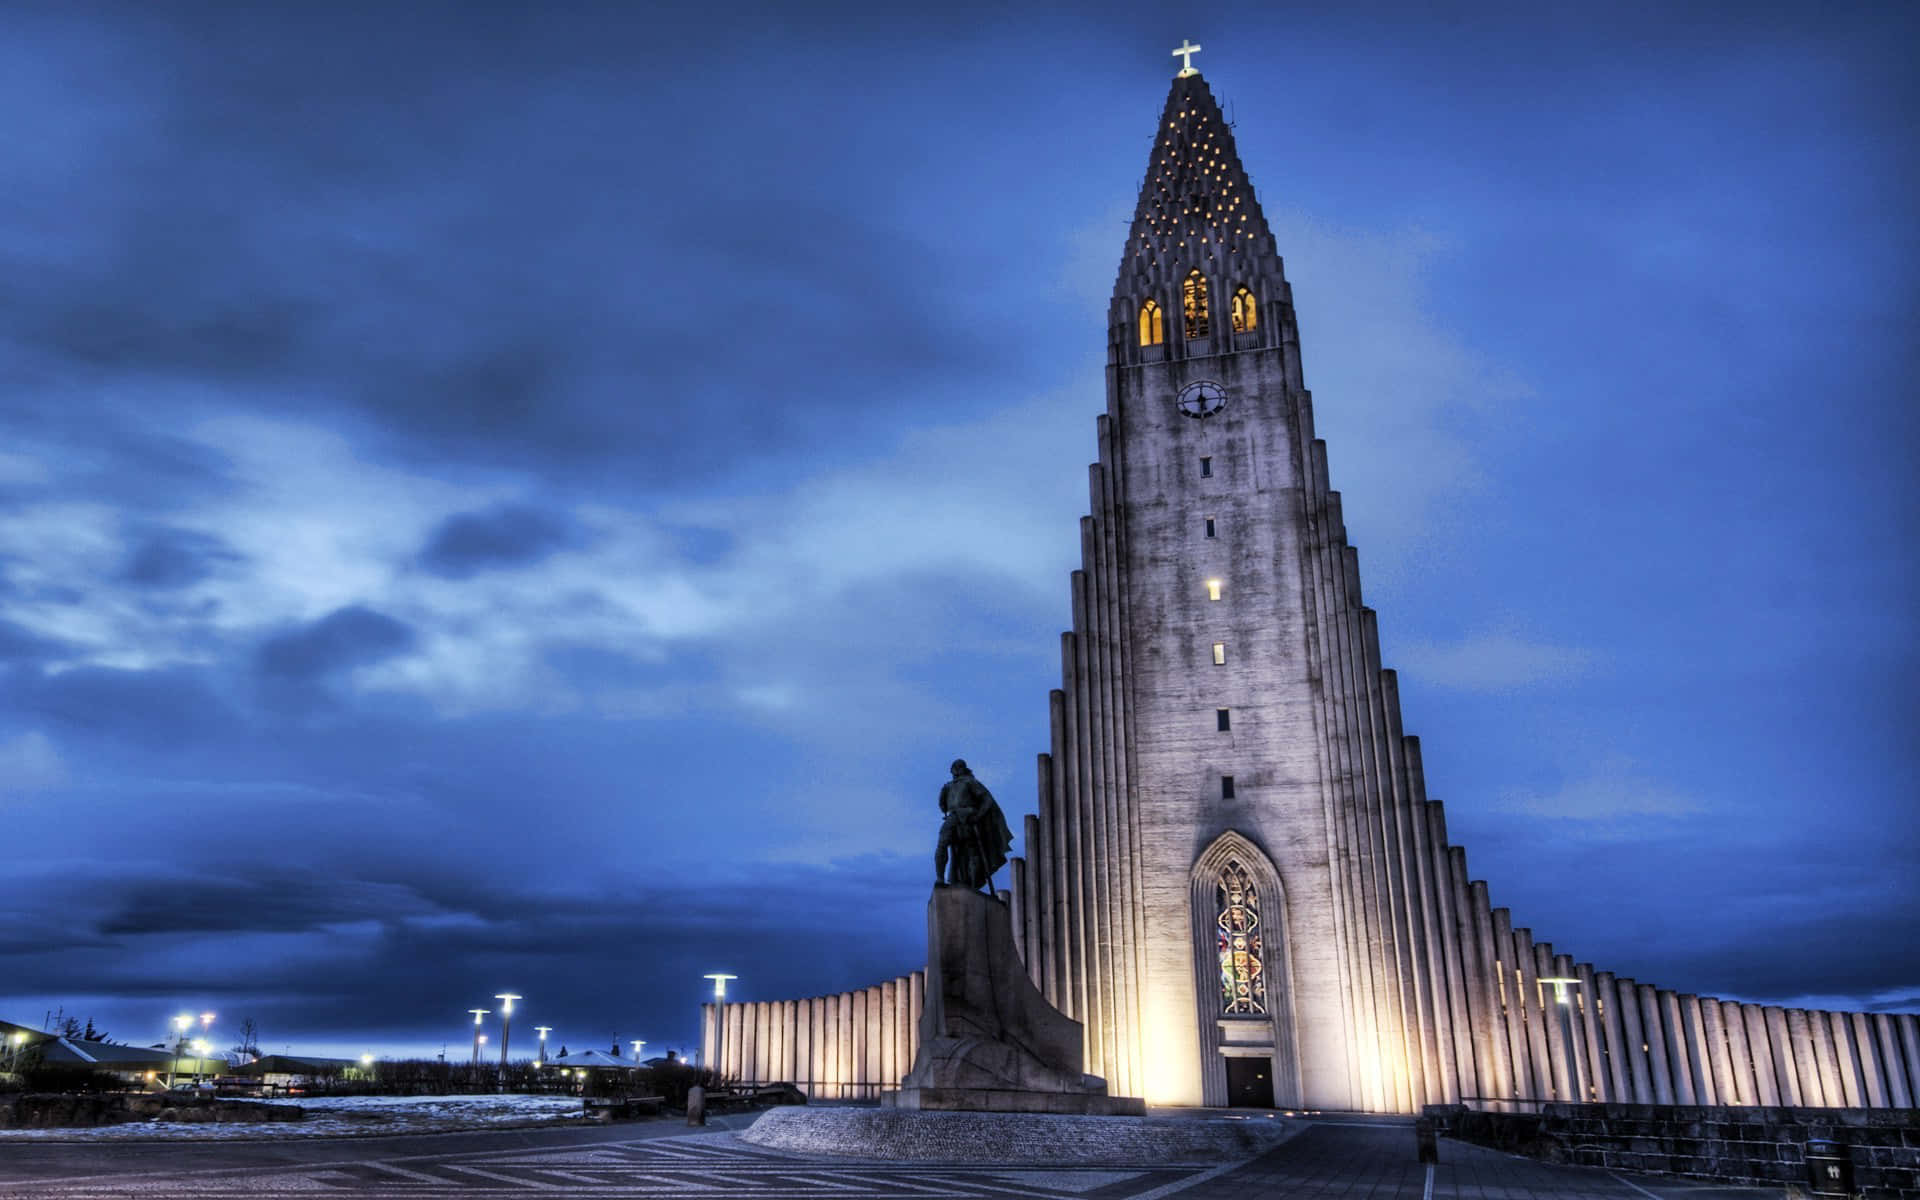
1113;70;1279;305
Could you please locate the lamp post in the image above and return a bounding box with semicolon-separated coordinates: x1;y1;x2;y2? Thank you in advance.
630;1039;645;1065
493;994;520;1087
360;1054;375;1085
169;1014;191;1089
534;1026;551;1069
1540;977;1585;1102
702;973;737;1085
468;1009;490;1076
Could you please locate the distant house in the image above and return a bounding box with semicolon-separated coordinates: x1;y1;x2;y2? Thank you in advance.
0;1018;221;1086
233;1054;356;1090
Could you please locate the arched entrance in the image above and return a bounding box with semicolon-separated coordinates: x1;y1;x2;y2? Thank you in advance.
1189;831;1300;1107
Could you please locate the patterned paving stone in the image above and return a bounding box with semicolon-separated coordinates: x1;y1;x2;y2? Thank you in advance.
0;1118;1792;1198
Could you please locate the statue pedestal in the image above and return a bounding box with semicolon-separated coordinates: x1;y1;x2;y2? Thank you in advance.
883;886;1144;1116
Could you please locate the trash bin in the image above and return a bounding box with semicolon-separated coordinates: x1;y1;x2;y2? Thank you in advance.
1414;1116;1438;1164
1804;1139;1852;1197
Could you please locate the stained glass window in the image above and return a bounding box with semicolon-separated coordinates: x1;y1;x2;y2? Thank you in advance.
1232;286;1258;332
1183;270;1210;340
1139;300;1164;346
1217;859;1267;1015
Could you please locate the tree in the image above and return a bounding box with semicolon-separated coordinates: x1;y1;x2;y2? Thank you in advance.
232;1018;259;1058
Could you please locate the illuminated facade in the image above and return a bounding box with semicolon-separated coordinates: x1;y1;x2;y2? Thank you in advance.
708;65;1920;1115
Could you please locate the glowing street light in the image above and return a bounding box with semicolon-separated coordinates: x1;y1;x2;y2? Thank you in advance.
468;1009;490;1071
1539;977;1586;1102
534;1026;551;1070
169;1014;192;1088
703;973;737;1084
630;1039;646;1065
493;994;521;1083
360;1053;375;1084
198;1012;216;1032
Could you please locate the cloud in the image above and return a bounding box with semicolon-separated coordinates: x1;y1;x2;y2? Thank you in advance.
416;504;582;579
118;525;244;590
1488;763;1704;834
256;605;416;680
1394;630;1599;691
0;731;66;794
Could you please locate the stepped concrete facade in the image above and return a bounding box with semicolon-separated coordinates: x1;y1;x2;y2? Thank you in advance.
704;66;1920;1114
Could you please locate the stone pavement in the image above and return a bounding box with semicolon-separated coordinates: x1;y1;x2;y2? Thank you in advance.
0;1114;1793;1198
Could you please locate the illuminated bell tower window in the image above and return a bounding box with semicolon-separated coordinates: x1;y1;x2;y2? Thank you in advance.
1183;270;1210;340
1217;859;1267;1015
1231;286;1258;332
1139;299;1164;346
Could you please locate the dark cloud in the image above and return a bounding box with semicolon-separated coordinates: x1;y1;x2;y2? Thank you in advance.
0;618;72;665
118;526;243;589
417;504;581;579
256;606;415;681
8;663;235;748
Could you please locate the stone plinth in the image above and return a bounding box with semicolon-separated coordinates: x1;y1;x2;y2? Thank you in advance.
883;885;1144;1116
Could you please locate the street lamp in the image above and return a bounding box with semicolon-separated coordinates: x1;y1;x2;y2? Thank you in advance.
169;1014;192;1088
468;1009;490;1074
703;973;737;1085
630;1039;646;1066
360;1053;375;1085
493;994;521;1086
1540;977;1585;1102
534;1026;551;1069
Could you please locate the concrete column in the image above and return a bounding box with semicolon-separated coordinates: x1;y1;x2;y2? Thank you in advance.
1659;991;1695;1105
1828;1010;1864;1107
1850;1011;1888;1106
1428;805;1478;1101
1009;858;1028;967
1699;998;1735;1104
1594;970;1630;1102
1070;552;1113;1081
796;998;814;1095
879;980;897;1087
895;975;912;1086
910;971;925;1070
1897;1014;1920;1111
1874;1013;1911;1108
1510;928;1552;1101
701;1002;717;1076
1762;1007;1799;1105
1034;757;1060;1005
1046;689;1073;1012
1051;660;1087;1026
1681;995;1717;1105
1376;674;1449;1106
1720;1000;1756;1105
1785;1009;1823;1106
1531;942;1572;1100
1359;612;1435;1108
755;1002;772;1084
724;1003;744;1082
1738;1006;1777;1105
1576;963;1610;1102
1489;908;1530;1102
1617;979;1653;1103
838;990;856;1100
1637;984;1675;1105
1021;814;1045;990
1447;847;1495;1101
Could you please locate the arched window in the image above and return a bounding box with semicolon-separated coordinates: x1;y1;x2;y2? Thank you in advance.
1139;299;1164;346
1231;286;1257;332
1217;859;1267;1015
1183;271;1210;340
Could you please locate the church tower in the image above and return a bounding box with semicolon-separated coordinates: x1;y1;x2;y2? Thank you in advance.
1005;56;1456;1111
709;52;1920;1120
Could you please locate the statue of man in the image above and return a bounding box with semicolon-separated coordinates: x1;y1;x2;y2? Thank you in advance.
935;758;1014;892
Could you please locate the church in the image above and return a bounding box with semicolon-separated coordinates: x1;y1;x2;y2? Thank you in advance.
703;54;1920;1115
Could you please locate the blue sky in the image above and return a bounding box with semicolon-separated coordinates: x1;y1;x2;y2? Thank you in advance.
1;0;1914;1061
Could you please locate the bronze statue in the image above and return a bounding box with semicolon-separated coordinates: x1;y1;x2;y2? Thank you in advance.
935;758;1014;892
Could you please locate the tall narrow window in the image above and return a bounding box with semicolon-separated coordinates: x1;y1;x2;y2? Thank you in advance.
1212;642;1226;665
1204;516;1216;538
1217;708;1231;732
1206;578;1223;601
1183;270;1210;340
1221;775;1236;800
1199;456;1213;478
1231;286;1258;332
1217;859;1267;1015
1139;299;1164;347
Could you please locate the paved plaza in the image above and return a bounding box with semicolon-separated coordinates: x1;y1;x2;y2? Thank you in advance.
0;1114;1789;1198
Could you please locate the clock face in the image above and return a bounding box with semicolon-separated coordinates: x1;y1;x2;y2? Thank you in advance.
1176;379;1228;419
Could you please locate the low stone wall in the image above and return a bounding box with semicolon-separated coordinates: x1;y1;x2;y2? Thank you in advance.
1426;1101;1920;1198
0;1092;305;1128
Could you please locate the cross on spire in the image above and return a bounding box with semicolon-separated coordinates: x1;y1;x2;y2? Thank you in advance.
1171;40;1202;78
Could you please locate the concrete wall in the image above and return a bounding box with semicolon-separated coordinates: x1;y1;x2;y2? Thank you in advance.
700;971;923;1101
